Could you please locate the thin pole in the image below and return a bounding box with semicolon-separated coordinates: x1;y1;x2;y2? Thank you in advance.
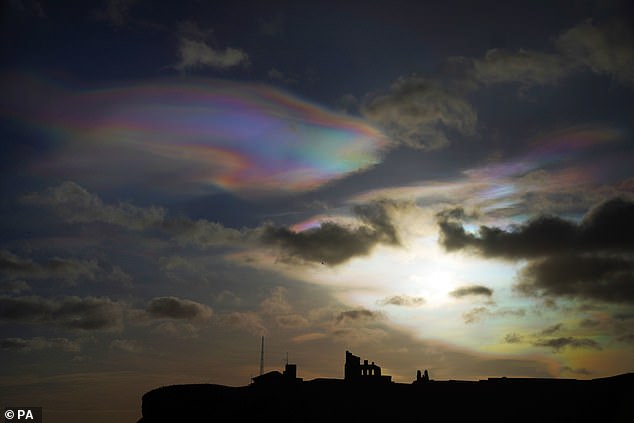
259;336;264;376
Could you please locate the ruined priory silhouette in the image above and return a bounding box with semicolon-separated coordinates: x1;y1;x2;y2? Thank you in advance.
138;350;633;423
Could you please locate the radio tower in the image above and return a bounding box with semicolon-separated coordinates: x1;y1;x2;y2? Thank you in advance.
259;336;264;376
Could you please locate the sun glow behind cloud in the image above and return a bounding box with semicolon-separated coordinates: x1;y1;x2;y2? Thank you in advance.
1;74;389;196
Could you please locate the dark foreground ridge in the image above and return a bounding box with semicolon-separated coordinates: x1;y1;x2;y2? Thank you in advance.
139;351;633;422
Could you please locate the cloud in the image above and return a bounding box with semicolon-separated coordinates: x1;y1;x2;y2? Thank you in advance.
93;0;137;26
0;295;124;330
463;306;525;324
556;19;634;86
470;48;572;86
334;309;381;325
221;311;267;336
532;337;601;352
540;323;563;336
109;339;143;353
331;327;388;346
438;198;634;303
361;76;477;149
1;337;80;352
504;333;522;343
262;200;402;266
167;218;259;249
377;295;425;307
275;314;310;329
23;182;165;230
517;254;634;303
146;296;213;321
450;285;493;298
291;332;327;343
0;249;101;284
260;287;293;315
176;20;214;41
175;38;249;70
0;280;30;294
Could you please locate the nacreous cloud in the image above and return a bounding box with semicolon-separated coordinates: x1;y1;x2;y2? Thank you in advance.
2;75;388;197
438;197;634;303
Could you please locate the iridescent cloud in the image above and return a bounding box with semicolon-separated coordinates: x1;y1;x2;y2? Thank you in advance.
352;125;627;219
2;74;389;196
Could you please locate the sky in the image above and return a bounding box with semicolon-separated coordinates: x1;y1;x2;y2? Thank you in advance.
1;1;633;422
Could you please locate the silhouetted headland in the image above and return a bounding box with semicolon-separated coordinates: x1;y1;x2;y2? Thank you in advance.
139;350;633;422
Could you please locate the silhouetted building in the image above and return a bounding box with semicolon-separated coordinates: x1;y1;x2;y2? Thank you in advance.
252;363;303;386
414;369;430;384
344;351;392;383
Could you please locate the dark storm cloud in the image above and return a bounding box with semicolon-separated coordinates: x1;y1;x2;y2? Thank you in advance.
438;197;634;304
262;200;402;266
450;285;493;298
377;295;425;307
532;337;601;352
361;76;477;150
0;295;124;330
146;296;213;320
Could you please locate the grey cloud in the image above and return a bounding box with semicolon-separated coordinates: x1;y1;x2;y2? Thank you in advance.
262;200;402;266
1;337;80;352
463;306;525;324
361;76;477;150
471;48;572;86
556;19;634;86
438;198;634;303
517;254;634;303
540;323;563;336
221;311;267;336
93;0;137;26
533;337;601;352
504;333;522;343
275;314;309;329
23;181;165;230
175;38;249;70
110;338;143;353
335;309;381;325
378;295;425;307
0;280;31;294
168;218;260;249
0;295;124;330
450;285;493;298
146;296;213;321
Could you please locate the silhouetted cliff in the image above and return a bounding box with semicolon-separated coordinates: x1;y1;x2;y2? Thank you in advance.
138;351;633;422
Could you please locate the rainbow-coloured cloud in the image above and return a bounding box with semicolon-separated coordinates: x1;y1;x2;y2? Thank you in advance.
2;74;389;196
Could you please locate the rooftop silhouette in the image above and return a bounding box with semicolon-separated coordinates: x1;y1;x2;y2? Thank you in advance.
138;350;634;423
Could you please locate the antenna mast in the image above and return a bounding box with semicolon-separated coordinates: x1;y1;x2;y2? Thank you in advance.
259;336;264;376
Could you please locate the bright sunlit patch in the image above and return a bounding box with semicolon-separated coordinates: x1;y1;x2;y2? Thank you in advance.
2;73;389;196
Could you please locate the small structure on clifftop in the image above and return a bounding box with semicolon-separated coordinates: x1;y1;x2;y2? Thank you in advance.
344;350;392;383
